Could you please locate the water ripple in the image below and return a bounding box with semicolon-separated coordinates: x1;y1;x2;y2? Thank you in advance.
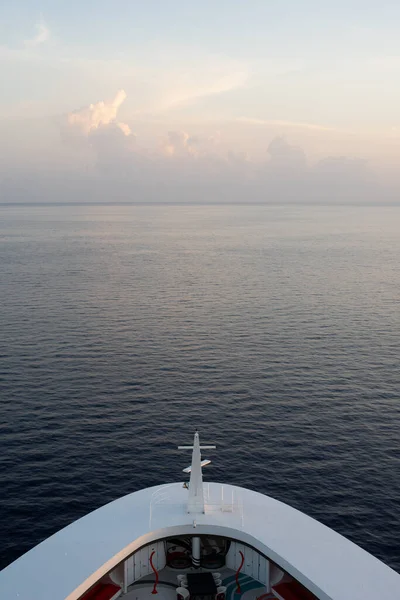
0;204;399;572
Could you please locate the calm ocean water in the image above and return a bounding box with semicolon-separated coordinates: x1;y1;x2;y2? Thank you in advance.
0;203;399;573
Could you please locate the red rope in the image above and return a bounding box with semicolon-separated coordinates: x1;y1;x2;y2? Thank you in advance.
235;550;245;593
150;551;159;594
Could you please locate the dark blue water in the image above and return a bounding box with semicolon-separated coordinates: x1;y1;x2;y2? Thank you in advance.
1;204;399;573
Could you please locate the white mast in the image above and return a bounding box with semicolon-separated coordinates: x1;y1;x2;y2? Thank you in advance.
178;430;216;514
178;430;216;569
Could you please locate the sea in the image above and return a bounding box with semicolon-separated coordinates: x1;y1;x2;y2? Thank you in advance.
0;203;399;573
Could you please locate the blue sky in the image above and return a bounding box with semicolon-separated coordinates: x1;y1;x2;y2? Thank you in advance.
3;1;400;57
1;1;400;202
2;1;400;126
3;1;400;49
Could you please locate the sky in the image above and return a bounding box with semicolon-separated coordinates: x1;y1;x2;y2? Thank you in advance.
1;0;400;203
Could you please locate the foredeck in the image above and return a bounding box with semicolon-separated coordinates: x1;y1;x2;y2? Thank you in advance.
124;567;274;600
1;482;399;600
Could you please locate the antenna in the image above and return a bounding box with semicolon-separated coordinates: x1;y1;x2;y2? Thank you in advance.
178;430;216;514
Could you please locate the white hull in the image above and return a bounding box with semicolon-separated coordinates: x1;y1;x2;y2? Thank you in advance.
1;433;399;600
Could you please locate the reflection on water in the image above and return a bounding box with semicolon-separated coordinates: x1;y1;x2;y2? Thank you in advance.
0;203;399;572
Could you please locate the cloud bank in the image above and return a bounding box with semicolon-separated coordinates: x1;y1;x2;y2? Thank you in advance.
0;90;396;204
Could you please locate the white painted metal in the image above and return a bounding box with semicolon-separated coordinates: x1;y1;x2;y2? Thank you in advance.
124;540;165;587
270;563;285;587
216;586;226;595
0;482;399;600
182;460;211;474
109;563;124;590
258;554;269;590
176;587;190;600
226;540;270;589
191;536;201;568
123;560;128;594
178;431;216;514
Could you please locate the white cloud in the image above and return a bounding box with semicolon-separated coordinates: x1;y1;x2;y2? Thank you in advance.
159;71;248;111
1;88;394;204
24;23;50;47
132;59;248;115
60;92;381;201
312;155;372;189
267;137;307;171
116;122;132;136
162;131;199;157
89;122;137;175
62;90;139;178
66;89;129;136
236;117;338;133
